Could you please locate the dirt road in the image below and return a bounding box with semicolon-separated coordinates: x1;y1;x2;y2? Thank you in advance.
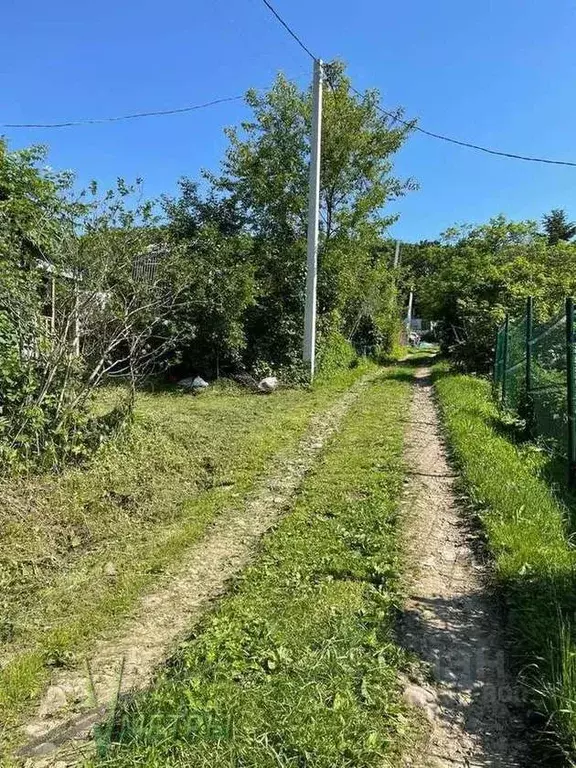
400;365;527;767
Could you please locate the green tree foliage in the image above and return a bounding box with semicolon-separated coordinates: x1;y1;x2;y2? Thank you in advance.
165;64;414;373
0;141;85;469
0;142;79;262
403;215;576;371
0;142;184;470
542;208;576;245
0;65;415;468
161;181;256;373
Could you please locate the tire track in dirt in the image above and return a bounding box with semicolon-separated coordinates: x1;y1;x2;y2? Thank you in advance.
16;370;381;767
399;365;528;767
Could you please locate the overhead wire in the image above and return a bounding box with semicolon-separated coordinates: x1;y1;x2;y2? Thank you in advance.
1;95;245;129
258;0;317;61
1;65;311;130
3;0;576;168
258;0;576;168
349;86;576;168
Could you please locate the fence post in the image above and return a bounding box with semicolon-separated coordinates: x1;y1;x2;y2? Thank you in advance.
493;329;501;391
525;297;533;428
566;297;576;487
525;298;533;390
501;313;510;406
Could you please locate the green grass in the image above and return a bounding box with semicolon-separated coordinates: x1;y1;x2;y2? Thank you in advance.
402;346;439;359
0;365;373;751
91;368;414;768
434;364;576;764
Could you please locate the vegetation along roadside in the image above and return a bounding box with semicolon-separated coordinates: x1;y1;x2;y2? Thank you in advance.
0;363;374;757
89;366;416;768
434;363;576;764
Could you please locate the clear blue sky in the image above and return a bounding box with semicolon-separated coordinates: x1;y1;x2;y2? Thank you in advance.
2;0;575;242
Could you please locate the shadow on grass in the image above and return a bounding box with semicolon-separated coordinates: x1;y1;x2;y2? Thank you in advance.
455;402;576;530
135;378;180;395
386;369;418;384
536;454;576;528
384;355;441;385
96;375;181;398
398;353;440;369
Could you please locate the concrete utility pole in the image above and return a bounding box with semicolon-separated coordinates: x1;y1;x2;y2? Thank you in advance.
406;289;414;334
393;240;401;269
303;58;323;380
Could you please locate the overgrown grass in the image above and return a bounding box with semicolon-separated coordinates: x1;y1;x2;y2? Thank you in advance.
0;365;373;752
434;364;576;764
91;368;414;768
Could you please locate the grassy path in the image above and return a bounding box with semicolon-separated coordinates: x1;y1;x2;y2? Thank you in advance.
398;364;526;766
18;369;382;764
0;366;373;762
12;359;560;767
75;366;415;767
434;364;576;764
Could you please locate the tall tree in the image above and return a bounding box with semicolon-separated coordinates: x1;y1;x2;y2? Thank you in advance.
162;180;256;374
199;63;416;368
542;208;576;245
404;215;576;371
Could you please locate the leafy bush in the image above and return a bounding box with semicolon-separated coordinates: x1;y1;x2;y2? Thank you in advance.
0;143;179;472
402;217;576;372
316;312;357;379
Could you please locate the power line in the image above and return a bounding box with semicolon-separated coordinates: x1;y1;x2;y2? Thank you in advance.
350;87;576;168
257;0;576;168
411;124;576;167
258;0;317;61
1;95;245;129
3;0;576;170
1;69;310;130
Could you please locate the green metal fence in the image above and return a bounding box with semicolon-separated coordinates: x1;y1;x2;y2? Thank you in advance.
493;297;576;486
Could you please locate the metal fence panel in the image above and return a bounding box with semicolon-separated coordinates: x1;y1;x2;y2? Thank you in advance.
493;297;576;485
530;310;567;452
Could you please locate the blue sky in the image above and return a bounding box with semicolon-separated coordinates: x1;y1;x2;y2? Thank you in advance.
2;0;575;242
